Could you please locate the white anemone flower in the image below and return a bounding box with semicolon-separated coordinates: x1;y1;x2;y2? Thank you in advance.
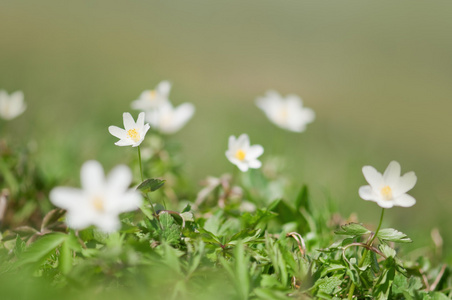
131;80;171;110
256;90;315;132
146;101;195;134
359;161;417;208
49;160;142;233
0;90;26;120
108;112;150;147
225;134;264;172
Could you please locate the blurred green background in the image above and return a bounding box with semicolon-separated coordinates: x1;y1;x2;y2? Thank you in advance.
1;1;451;252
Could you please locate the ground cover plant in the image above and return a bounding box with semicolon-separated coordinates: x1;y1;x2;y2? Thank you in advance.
0;84;451;300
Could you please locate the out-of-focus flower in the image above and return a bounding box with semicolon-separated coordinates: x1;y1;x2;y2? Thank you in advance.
131;81;171;110
108;112;150;147
256;90;315;132
359;161;417;208
0;90;26;120
225;134;263;172
49;160;142;233
146;101;195;134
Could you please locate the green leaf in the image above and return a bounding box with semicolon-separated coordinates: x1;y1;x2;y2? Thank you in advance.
379;244;396;258
15;233;68;268
335;223;370;236
158;212;181;245
316;276;342;295
136;178;165;193
295;184;311;213
58;239;71;274
377;228;412;243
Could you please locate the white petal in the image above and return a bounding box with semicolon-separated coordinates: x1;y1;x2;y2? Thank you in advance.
358;185;377;201
66;209;96;230
115;190;143;212
137;112;145;128
49;187;83;210
115;139;133;146
301;107;315;123
248;159;262;169
247;145;264;159
393;194;416;207
228;135;237;150
375;200;394;208
107;165;133;193
123;112;135;130
80;160;105;193
394;171;417;197
157;80;171;98
108;126;127;139
383;161;401;186
362;166;383;188
236;134;250;149
236;161;249;172
94;215;121;233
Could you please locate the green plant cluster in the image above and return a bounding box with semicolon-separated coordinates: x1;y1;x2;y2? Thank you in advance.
0;136;450;300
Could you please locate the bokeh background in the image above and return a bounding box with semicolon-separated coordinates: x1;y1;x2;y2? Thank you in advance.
1;1;451;253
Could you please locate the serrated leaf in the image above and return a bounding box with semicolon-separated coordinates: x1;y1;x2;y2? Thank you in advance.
377;228;412;243
180;212;194;222
136;178;165;193
379;244;396;258
335;223;370;236
316;276;342;294
158;212;181;245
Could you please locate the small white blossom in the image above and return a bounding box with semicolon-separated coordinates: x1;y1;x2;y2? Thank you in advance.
0;90;26;120
131;80;171;110
146;101;195;134
108;112;150;147
256;90;315;132
49;160;142;233
225;134;264;172
359;161;417;208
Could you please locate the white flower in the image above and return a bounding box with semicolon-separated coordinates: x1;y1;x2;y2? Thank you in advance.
256;90;315;132
108;112;150;147
49;160;142;233
359;161;417;208
131;80;171;110
0;90;26;120
146;101;195;134
225;134;264;172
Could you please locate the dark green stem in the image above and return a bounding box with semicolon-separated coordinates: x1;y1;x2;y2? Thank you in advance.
348;208;385;299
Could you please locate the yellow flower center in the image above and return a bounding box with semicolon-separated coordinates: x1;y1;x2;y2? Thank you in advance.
278;108;288;121
235;149;246;161
127;128;140;142
149;90;157;101
380;186;393;201
92;196;105;212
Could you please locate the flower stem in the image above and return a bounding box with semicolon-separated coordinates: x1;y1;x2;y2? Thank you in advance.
347;208;385;299
137;146;159;220
137;146;144;182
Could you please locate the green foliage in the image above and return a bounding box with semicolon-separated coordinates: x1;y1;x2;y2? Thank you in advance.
0;137;450;300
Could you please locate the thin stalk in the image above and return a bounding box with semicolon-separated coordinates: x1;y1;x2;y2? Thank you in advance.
348;208;385;299
137;146;159;221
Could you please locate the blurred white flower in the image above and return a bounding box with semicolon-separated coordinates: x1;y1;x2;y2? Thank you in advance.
49;160;142;233
146;101;195;134
131;80;171;111
108;112;150;147
225;134;264;172
0;90;26;120
256;90;315;132
359;161;417;208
